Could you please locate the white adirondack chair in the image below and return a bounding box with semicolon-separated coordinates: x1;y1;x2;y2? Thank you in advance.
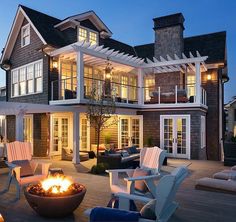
5;141;51;199
85;166;188;222
106;147;166;198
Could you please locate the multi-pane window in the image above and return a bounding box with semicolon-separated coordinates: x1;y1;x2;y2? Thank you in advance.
78;27;98;45
144;76;155;101
89;32;97;45
187;75;196;98
78;27;87;42
21;24;30;47
11;60;43;97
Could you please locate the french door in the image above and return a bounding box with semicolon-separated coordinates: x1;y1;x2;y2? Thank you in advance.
51;115;72;156
80;116;90;151
160;115;190;159
119;116;143;148
23;115;33;145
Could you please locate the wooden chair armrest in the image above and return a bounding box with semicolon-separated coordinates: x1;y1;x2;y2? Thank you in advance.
106;169;135;174
124;174;161;182
31;160;51;176
6;162;20;170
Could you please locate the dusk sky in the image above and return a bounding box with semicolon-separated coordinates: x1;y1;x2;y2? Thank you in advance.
0;0;235;102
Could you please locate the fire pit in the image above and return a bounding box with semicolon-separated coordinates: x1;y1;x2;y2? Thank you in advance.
24;174;86;217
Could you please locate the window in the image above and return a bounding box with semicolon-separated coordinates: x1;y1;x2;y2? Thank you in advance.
144;76;155;101
187;75;196;98
89;31;97;45
78;27;87;42
78;27;98;45
21;24;30;47
11;60;43;97
201;116;206;148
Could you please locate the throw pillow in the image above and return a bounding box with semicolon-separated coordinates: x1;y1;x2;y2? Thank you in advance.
121;150;129;157
140;199;156;220
132;167;150;192
11;160;34;178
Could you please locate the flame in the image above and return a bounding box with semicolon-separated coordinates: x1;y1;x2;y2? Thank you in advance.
41;175;72;194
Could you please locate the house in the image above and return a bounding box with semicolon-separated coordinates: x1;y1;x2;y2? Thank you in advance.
0;5;229;163
225;97;236;138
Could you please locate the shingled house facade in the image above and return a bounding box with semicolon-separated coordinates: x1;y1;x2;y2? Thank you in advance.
0;5;228;162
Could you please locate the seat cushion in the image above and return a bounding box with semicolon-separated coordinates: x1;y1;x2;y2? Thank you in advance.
132;167;150;192
213;170;236;180
140;199;156;220
12;160;34;177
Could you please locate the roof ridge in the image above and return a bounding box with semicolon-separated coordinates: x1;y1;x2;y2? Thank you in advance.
19;4;62;22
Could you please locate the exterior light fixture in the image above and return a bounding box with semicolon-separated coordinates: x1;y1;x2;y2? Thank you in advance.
105;58;113;80
52;60;58;69
207;74;212;80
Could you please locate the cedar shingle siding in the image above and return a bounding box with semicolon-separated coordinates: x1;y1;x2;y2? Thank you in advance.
8;19;49;104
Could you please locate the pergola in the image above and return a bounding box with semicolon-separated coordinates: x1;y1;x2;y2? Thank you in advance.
49;40;208;105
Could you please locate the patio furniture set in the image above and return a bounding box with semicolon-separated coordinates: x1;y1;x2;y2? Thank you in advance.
1;141;189;222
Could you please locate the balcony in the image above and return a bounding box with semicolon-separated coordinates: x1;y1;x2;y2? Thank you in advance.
51;77;207;107
143;84;207;106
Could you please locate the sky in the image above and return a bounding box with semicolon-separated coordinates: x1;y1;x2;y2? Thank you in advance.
0;0;235;102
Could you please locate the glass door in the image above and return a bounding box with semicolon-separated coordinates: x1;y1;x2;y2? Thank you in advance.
51;116;71;156
119;116;143;148
23;115;33;145
80;117;90;151
160;115;190;159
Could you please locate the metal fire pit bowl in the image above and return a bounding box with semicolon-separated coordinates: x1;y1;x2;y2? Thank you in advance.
24;183;86;218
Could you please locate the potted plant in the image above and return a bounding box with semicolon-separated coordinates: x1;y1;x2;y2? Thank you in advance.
104;133;112;149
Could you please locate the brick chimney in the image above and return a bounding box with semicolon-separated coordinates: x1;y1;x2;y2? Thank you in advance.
153;13;185;58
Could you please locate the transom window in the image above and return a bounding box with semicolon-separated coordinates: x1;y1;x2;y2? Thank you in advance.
78;27;98;45
11;60;43;97
21;24;30;47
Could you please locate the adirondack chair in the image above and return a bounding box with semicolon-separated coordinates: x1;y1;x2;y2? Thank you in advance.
5;141;51;199
85;166;188;222
106;147;166;198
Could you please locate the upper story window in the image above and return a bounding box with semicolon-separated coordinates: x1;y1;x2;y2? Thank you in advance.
21;24;30;47
11;60;43;97
78;27;98;45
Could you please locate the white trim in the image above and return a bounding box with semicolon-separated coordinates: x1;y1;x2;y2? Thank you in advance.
21;23;30;47
200;115;206;149
23;114;34;154
160;115;191;159
11;59;43;98
80;114;90;152
77;25;99;45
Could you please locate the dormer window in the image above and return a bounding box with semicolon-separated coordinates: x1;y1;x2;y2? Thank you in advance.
21;24;30;47
78;27;98;45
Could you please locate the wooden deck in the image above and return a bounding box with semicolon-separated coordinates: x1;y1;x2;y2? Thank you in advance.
0;159;235;222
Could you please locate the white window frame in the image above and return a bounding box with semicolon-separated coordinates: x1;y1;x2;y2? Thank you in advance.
21;23;30;47
11;59;43;98
201;115;206;149
77;26;98;45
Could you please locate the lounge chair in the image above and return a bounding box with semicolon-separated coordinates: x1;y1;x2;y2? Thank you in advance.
106;147;166;198
196;177;236;195
85;166;188;222
5;141;51;199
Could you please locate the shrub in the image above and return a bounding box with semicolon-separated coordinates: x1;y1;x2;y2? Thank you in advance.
90;163;109;175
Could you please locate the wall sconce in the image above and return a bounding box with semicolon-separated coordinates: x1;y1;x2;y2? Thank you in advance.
52;60;58;69
207;74;212;81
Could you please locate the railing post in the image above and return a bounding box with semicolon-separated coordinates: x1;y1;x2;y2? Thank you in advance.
158;87;160;104
175;85;178;104
51;81;53;101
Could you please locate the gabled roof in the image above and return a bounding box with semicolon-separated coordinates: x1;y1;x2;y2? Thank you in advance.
134;43;154;61
54;10;112;37
225;97;236;108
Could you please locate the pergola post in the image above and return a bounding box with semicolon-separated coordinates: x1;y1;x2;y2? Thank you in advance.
72;111;80;164
195;62;201;104
15;112;24;141
138;68;144;105
76;51;84;102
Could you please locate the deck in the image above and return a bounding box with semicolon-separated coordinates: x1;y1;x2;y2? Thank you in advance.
0;159;235;222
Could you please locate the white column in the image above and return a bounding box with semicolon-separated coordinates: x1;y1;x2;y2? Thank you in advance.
15;112;24;141
138;68;144;105
76;51;84;102
195;62;201;104
72;111;80;164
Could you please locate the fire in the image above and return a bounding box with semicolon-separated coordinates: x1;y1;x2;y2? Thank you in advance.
41;175;72;194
